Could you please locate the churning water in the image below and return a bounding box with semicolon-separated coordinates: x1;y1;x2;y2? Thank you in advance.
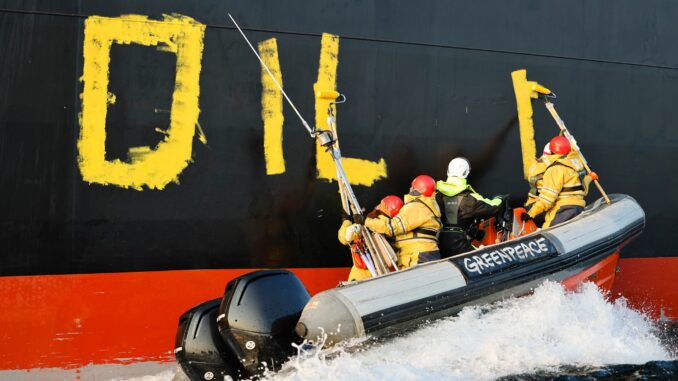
116;281;677;381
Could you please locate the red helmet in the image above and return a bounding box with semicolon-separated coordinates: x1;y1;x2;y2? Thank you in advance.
380;195;404;217
410;175;436;197
549;136;571;155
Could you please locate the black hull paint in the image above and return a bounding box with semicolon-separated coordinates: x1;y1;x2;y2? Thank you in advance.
1;1;676;277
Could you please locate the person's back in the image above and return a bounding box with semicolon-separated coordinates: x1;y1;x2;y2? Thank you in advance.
436;158;503;257
365;175;442;268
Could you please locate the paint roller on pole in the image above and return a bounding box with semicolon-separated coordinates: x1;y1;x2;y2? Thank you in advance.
528;82;611;205
227;13;361;215
318;90;398;273
318;90;385;276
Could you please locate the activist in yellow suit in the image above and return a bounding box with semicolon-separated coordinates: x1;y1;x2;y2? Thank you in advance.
338;195;404;281
365;175;442;268
527;137;594;228
337;220;371;281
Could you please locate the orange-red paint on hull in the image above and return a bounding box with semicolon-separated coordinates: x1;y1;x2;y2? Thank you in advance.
0;268;349;371
1;257;677;371
611;257;678;320
561;252;620;292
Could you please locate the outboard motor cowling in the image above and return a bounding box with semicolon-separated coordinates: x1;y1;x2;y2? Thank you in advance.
174;299;244;381
174;270;311;381
217;270;310;378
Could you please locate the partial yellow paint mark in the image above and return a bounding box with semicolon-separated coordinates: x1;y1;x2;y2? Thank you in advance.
195;121;208;145
511;69;538;179
154;128;169;136
314;33;387;186
259;38;286;175
127;146;152;162
79;14;206;190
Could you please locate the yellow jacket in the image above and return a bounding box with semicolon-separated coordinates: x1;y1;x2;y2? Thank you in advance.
525;158;548;208
337;220;372;281
365;194;442;268
528;152;591;227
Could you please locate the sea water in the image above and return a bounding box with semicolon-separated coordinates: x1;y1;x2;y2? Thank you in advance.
115;281;676;381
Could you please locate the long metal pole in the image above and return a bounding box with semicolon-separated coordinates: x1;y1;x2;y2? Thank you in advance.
328;108;387;276
330;148;364;215
543;101;611;204
230;13;392;277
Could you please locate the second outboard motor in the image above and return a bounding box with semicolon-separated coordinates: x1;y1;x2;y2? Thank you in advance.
174;270;311;381
174;299;244;381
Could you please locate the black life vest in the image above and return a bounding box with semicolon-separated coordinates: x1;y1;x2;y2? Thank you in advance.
439;193;464;227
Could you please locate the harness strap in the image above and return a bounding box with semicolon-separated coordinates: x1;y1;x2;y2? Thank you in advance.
412;227;439;239
396;236;438;243
562;185;584;192
442;226;466;233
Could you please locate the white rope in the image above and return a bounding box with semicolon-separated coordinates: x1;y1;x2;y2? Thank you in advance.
228;14;315;137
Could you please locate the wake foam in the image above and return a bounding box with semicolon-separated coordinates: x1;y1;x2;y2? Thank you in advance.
120;281;672;381
263;281;671;381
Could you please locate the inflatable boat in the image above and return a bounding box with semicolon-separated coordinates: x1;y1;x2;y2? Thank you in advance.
173;194;644;381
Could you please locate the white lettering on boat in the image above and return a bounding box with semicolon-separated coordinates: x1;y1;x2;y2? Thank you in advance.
458;237;556;276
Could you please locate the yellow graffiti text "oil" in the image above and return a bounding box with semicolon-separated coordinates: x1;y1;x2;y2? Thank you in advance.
511;69;538;180
313;33;387;186
259;38;286;175
79;14;205;190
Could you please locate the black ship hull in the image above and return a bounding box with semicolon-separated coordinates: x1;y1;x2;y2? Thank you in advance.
0;0;676;373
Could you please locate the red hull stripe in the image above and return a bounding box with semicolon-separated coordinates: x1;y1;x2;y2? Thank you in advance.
611;257;678;320
0;258;677;371
561;252;620;292
0;268;349;370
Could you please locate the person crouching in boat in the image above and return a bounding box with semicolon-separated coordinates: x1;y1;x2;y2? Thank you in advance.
364;175;443;268
339;195;403;281
522;136;596;228
435;157;504;258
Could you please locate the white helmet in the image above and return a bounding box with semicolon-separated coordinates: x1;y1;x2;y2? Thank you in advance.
447;157;470;178
543;142;552;155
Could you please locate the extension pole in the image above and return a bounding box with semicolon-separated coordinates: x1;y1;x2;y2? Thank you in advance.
543;101;611;204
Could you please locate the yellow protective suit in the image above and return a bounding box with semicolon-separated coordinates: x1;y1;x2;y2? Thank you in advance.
364;194;442;268
337;220;372;281
527;152;591;228
525;158;548;209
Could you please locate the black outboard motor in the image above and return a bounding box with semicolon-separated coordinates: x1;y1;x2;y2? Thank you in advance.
174;299;243;381
175;270;311;381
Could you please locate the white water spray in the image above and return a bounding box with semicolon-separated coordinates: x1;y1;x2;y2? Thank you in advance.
120;281;673;381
